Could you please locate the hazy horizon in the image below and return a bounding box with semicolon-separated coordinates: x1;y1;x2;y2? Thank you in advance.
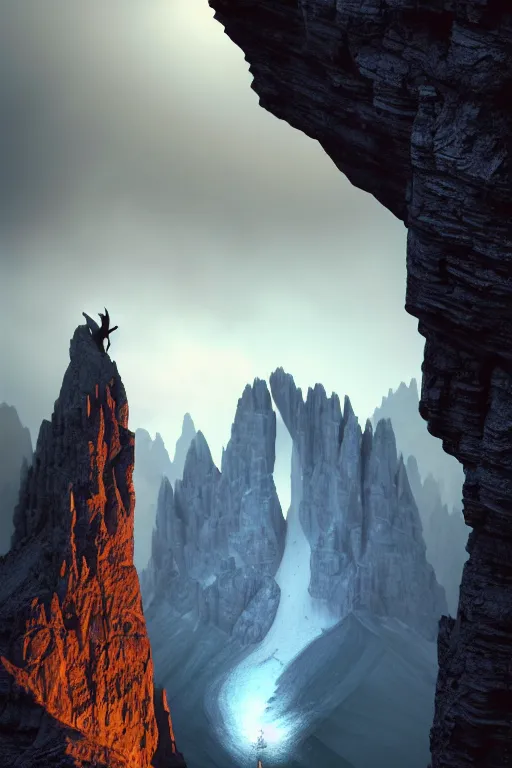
0;0;424;473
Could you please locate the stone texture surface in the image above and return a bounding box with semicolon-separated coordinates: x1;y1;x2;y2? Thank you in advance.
0;403;32;556
206;2;512;764
144;380;286;644
270;368;446;641
406;455;468;616
0;323;184;767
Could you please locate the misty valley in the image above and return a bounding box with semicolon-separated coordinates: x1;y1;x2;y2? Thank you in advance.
0;344;468;768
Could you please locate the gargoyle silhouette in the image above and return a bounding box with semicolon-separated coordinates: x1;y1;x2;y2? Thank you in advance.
83;308;118;353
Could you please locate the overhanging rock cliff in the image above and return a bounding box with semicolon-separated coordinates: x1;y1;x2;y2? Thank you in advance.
206;2;512;765
0;323;185;767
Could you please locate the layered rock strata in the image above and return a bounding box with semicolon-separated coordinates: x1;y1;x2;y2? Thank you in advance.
0;323;185;767
372;381;468;614
144;380;286;644
206;2;512;764
270;367;446;641
0;404;32;555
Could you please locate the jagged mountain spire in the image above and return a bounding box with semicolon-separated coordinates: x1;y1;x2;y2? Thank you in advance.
0;403;32;555
0;321;185;767
270;368;446;640
144;378;285;644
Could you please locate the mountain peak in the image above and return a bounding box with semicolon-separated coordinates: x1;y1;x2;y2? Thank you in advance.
182;430;217;482
172;413;198;480
1;320;184;766
371;377;464;512
146;378;285;643
182;412;195;431
271;371;446;639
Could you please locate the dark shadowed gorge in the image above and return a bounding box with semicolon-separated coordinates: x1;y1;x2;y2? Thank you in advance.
203;1;512;765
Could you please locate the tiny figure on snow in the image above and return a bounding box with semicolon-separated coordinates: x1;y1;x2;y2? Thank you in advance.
254;728;268;763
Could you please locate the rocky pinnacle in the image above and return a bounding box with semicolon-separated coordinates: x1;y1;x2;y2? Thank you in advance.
0;323;184;767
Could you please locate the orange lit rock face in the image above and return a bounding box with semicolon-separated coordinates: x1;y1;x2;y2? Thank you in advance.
0;324;179;767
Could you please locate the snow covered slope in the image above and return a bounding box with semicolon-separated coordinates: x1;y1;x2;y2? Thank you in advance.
218;446;338;764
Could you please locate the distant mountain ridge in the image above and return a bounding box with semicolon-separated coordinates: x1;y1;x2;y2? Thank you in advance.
0;402;32;555
406;456;468;615
145;370;447;768
371;379;468;615
143;379;286;644
372;378;464;512
133;414;197;571
270;368;446;641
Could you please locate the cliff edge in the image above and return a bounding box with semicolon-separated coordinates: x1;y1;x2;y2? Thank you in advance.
205;2;512;765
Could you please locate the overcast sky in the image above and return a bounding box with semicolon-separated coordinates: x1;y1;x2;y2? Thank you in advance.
0;0;423;493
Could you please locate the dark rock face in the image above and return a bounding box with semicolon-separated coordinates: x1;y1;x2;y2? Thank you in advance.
270;368;446;641
206;2;512;764
373;379;464;512
133;415;196;572
144;380;286;644
0;404;32;556
406;455;468;615
0;324;183;767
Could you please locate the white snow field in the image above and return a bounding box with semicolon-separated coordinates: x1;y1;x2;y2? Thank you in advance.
218;454;338;764
214;439;438;768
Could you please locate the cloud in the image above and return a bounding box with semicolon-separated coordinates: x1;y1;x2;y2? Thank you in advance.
0;0;376;238
0;0;421;467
